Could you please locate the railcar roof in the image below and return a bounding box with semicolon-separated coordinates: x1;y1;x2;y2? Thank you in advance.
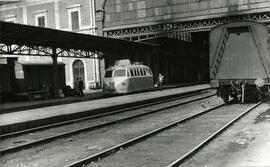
106;64;150;71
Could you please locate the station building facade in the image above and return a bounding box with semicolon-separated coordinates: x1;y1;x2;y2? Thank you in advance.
0;0;103;90
95;0;270;84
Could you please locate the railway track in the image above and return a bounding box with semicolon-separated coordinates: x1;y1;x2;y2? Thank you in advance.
64;102;261;167
0;90;214;155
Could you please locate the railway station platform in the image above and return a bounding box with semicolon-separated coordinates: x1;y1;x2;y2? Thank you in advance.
0;84;210;134
0;89;104;113
0;82;206;114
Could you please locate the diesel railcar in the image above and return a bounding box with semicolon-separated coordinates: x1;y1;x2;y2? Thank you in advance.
103;59;154;94
210;21;270;103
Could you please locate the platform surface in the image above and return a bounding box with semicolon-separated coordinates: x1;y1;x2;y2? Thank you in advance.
1;84;270;167
0;84;210;127
182;100;270;167
0;89;104;113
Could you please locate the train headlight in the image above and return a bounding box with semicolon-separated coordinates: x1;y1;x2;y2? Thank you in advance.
255;78;265;87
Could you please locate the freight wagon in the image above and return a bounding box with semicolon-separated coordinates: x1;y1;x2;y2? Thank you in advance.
0;57;17;102
209;21;270;103
0;57;66;102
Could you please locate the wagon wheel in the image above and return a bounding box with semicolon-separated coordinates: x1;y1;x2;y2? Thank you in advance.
221;95;229;104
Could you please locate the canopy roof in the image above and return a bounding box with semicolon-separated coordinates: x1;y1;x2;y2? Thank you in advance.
0;21;158;54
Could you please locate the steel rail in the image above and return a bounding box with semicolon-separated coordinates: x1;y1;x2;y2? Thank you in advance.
1;92;214;155
166;101;262;167
64;104;225;167
1;89;210;139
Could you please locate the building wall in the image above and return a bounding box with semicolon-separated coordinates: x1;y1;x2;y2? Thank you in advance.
58;0;93;30
62;57;102;89
103;0;270;29
0;7;24;23
0;0;96;31
98;0;270;84
0;0;101;90
26;2;56;28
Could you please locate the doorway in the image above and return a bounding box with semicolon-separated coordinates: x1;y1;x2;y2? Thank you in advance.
73;60;85;88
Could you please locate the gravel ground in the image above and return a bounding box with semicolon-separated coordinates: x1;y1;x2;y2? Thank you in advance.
0;94;222;167
1;91;214;151
85;103;253;167
180;101;270;167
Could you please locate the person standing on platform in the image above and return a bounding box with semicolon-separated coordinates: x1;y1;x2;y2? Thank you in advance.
78;78;84;96
157;73;164;91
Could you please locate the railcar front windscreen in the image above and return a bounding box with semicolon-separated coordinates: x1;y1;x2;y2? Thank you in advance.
113;70;126;77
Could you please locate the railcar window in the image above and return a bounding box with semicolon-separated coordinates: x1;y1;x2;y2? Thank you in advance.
137;69;141;76
137;69;140;76
139;69;143;76
149;69;153;75
127;70;130;77
146;69;150;76
130;69;134;77
146;69;152;76
143;69;146;76
105;70;113;78
113;70;126;77
227;26;249;33
135;69;139;76
133;69;137;76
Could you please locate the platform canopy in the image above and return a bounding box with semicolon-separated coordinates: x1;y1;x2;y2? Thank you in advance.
0;21;159;98
0;21;158;58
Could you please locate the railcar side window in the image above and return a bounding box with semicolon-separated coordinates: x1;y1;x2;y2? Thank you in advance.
137;69;141;76
146;69;150;76
134;69;138;76
146;69;152;76
143;69;146;76
139;69;143;76
127;70;130;77
134;69;137;76
130;69;134;77
105;70;113;78
113;70;126;77
149;69;153;75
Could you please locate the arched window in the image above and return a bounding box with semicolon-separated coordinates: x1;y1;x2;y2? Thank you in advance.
73;60;85;87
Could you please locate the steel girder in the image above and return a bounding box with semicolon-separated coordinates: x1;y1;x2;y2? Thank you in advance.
104;12;270;41
0;43;101;58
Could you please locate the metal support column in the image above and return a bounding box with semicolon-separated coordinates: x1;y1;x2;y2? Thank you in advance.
0;64;2;103
51;48;59;98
